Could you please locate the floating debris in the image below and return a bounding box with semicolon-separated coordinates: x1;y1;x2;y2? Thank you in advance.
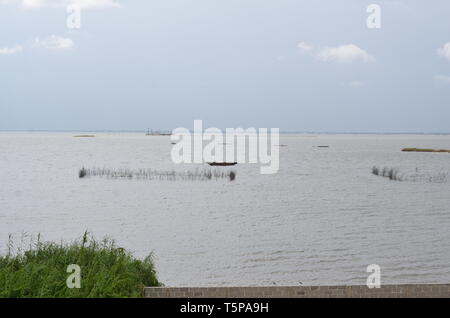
78;167;236;181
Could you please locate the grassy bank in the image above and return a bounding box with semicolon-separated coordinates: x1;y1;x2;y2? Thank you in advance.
0;233;161;298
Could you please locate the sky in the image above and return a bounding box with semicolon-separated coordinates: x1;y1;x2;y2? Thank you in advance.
1;0;450;133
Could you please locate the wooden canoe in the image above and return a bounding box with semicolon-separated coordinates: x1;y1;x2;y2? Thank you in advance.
207;162;237;166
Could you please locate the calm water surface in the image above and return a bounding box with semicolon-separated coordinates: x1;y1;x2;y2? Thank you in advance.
1;132;450;286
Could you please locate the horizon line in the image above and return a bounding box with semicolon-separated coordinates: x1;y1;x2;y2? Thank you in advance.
1;129;450;135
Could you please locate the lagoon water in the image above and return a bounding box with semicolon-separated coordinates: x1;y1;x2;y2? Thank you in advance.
1;132;450;286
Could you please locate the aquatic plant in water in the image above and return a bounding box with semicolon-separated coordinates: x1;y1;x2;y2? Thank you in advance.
78;167;236;182
371;166;449;183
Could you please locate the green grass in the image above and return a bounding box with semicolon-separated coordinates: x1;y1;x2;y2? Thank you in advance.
0;233;161;298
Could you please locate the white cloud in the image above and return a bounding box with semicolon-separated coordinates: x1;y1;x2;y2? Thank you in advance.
340;81;364;88
297;41;313;53
33;35;74;49
348;81;363;87
0;45;23;55
437;42;450;61
3;0;122;9
435;75;450;85
316;44;375;63
1;36;74;55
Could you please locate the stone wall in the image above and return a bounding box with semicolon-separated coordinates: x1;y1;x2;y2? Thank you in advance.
144;284;450;298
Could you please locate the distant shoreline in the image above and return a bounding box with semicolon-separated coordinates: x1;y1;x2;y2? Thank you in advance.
1;130;450;136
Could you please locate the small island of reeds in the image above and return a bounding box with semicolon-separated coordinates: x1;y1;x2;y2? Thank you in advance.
0;233;161;298
402;148;450;153
73;135;95;138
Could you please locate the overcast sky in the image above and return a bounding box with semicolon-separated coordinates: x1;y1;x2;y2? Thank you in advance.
1;0;450;132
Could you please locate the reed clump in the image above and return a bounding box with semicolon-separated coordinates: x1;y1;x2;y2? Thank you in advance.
79;167;87;178
0;232;161;298
371;166;449;183
371;166;404;181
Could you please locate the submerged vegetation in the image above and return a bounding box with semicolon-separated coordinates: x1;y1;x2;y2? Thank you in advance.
0;233;160;298
79;167;236;181
402;148;450;153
